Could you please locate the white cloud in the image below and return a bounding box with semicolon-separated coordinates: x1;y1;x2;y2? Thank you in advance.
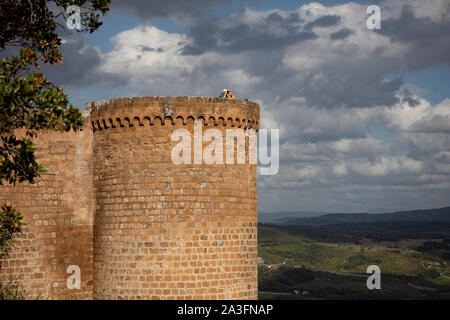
333;162;348;177
295;165;320;180
350;156;422;177
54;0;450;212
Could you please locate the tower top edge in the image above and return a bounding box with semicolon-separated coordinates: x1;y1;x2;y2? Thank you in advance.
85;96;260;113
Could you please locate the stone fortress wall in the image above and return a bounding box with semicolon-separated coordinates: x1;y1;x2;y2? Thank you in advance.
0;96;260;300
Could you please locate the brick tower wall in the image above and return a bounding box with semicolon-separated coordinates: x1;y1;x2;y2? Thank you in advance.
0;123;94;299
0;96;260;300
90;97;260;299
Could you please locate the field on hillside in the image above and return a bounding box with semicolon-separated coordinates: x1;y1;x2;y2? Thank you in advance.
258;225;450;299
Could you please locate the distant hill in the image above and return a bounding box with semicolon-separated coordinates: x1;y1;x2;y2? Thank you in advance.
258;211;324;223
265;207;450;225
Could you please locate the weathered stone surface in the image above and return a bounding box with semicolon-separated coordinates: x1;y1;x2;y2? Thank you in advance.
0;96;260;300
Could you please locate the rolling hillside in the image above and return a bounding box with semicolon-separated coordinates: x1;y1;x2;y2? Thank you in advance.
263;207;450;225
258;206;450;299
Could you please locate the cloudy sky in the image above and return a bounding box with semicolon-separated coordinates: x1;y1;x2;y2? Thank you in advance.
44;0;450;213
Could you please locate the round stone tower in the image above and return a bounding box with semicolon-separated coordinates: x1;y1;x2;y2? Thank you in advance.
89;96;259;299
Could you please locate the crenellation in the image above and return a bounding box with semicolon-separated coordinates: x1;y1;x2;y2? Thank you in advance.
0;96;259;300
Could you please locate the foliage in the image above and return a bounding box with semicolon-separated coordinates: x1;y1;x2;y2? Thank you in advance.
0;205;25;299
0;0;111;186
259;225;450;278
277;221;450;244
0;278;25;300
342;253;381;270
0;205;25;262
0;0;110;297
259;265;314;292
0;0;111;64
420;269;441;280
258;226;450;299
415;241;450;260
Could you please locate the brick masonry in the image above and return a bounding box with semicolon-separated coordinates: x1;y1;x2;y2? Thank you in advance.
0;96;260;300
